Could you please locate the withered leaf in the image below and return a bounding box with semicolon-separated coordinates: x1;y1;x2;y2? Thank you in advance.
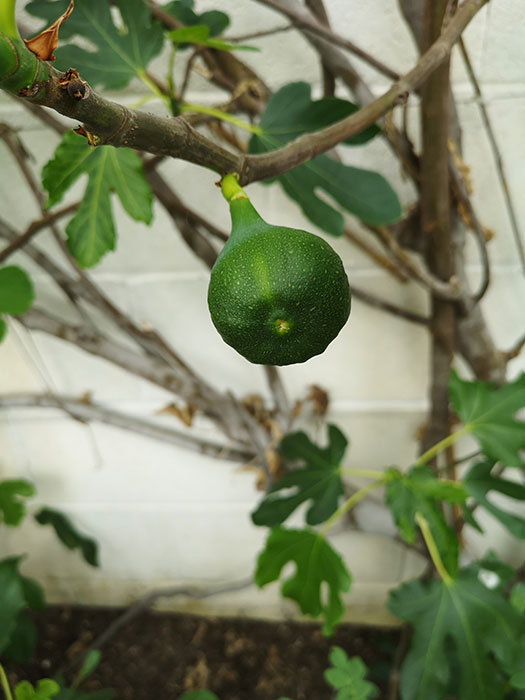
24;0;74;61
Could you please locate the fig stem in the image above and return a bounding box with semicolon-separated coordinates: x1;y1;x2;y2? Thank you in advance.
221;173;248;203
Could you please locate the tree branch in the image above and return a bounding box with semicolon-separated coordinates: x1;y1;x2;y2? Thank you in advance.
420;0;454;454
0;202;77;263
0;393;254;462
255;0;401;80
1;0;488;185
458;37;525;274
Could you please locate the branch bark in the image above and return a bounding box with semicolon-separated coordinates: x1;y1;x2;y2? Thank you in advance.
0;0;488;185
0;393;254;462
420;0;454;454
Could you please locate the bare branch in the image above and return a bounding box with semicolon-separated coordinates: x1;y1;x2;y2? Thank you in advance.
0;393;254;462
255;0;401;80
504;331;525;363
370;225;462;300
0;203;78;264
344;226;409;282
263;365;291;429
459;37;525;275
349;284;429;325
7;0;488;185
64;577;253;674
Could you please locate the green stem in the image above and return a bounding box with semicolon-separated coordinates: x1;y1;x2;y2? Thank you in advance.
167;44;176;99
136;69;170;109
0;0;18;40
340;467;385;480
221;173;247;203
320;477;386;536
415;512;453;585
415;426;469;466
0;665;14;700
179;103;262;134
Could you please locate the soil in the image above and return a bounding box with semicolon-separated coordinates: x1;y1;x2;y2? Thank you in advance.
3;606;401;699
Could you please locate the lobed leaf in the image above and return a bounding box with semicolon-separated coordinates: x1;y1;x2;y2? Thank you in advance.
0;266;34;315
463;460;525;538
26;0;164;90
0;557;44;658
388;569;522;700
162;1;229;39
449;370;525;467
14;679;60;700
42;132;153;268
251;424;347;527
248;82;400;235
385;465;466;577
255;527;351;635
34;508;99;567
0;479;35;526
324;646;379;699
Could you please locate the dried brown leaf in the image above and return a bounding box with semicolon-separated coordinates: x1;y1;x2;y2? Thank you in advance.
156;402;196;427
24;0;74;61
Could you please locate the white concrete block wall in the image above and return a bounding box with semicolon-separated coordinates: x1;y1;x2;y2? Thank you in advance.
1;1;524;625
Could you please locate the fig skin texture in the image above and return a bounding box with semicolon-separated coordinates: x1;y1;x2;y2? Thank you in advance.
207;174;351;366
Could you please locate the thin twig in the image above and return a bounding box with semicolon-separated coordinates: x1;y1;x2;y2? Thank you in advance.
387;624;411;700
255;0;401;80
225;24;293;42
62;578;253;675
263;366;291;430
504;331;525;363
371;225;462;301
349;284;429;325
448;148;490;303
0;393;254;462
459;37;525;275
344;226;409;282
0;203;78;264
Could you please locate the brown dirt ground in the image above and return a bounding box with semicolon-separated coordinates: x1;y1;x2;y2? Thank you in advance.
3;606;401;699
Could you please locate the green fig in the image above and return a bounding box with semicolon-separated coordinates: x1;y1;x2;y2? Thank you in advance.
207;174;351;366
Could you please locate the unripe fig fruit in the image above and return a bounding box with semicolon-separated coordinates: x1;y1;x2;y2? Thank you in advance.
207;174;351;366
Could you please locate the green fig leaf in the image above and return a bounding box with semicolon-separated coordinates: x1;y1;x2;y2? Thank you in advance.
0;318;6;342
324;646;379;699
249;82;400;234
2;613;38;663
34;508;99;567
0;557;44;657
177;693;219;700
14;679;60;700
255;527;351;635
41;132;153;268
463;460;525;538
0;266;34;315
449;370;525;467
388;569;523;700
0;479;35;526
26;0;164;90
251;424;347;527
0;558;27;653
385;466;466;577
162;1;229;38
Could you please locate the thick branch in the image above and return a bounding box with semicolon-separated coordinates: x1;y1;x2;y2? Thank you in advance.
0;393;253;462
420;0;454;454
0;0;488;184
